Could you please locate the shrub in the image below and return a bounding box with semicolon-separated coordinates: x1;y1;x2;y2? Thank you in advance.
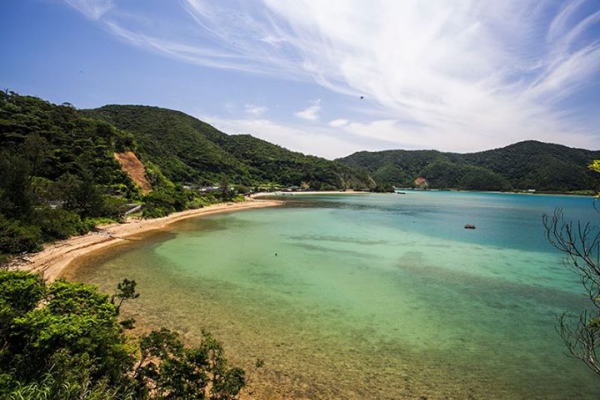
33;207;91;241
0;271;248;400
0;215;42;254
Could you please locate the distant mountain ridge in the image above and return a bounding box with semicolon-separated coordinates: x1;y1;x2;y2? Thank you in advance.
2;91;597;193
336;141;600;192
84;105;374;190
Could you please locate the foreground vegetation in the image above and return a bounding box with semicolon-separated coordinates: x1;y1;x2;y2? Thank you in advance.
0;270;246;399
545;161;600;377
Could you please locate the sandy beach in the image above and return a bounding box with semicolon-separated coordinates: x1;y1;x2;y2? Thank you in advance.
12;198;284;282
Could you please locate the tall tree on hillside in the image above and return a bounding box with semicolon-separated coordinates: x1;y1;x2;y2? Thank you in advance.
544;160;600;376
0;152;33;219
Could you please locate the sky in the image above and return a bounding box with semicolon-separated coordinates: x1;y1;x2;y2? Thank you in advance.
1;0;600;159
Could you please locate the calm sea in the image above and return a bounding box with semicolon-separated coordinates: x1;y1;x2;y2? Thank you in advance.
69;192;600;399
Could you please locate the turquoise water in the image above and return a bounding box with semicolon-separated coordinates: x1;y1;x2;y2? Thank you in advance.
70;192;600;399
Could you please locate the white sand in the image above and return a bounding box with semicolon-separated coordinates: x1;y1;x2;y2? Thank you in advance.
12;199;283;281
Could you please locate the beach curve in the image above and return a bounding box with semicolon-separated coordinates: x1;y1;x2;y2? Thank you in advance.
12;198;284;282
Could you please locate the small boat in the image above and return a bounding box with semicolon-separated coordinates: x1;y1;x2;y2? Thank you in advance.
464;224;476;229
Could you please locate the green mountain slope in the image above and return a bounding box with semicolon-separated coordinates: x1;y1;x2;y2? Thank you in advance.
82;105;248;185
0;92;138;198
337;141;600;192
84;105;374;189
0;92;143;257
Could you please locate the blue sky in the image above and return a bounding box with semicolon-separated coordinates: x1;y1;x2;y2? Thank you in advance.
1;0;600;159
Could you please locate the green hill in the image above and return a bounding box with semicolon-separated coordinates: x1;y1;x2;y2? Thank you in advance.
0;92;144;258
337;141;600;192
84;105;374;190
0;92;374;259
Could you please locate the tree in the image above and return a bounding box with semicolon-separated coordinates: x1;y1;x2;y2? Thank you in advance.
0;271;248;399
133;328;245;400
543;160;600;376
111;278;140;314
0;273;134;396
0;152;33;219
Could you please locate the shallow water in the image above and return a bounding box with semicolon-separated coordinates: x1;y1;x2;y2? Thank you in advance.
69;192;600;399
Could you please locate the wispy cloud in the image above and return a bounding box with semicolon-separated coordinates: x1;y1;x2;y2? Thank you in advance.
329;119;349;128
63;0;600;152
294;99;321;121
245;104;268;117
64;0;113;20
200;116;369;159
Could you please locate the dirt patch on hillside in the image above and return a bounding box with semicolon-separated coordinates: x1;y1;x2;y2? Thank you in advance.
114;151;152;193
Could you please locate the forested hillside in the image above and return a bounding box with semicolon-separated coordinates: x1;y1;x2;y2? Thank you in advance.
84;105;374;190
0;92;142;259
0;92;374;260
338;141;600;192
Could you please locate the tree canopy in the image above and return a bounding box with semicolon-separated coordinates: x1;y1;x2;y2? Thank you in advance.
338;141;600;192
83;105;375;190
0;270;246;399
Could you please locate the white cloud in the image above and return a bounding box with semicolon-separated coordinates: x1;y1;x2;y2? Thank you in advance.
294;99;321;121
64;0;600;152
329;119;349;127
63;0;113;20
245;104;268;117
200;116;363;159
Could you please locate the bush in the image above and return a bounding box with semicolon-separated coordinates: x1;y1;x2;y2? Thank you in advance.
142;188;187;218
0;271;248;400
33;207;91;241
0;215;42;254
101;196;131;220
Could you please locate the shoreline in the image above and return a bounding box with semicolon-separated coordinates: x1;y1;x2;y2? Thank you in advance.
12;199;284;282
251;189;370;197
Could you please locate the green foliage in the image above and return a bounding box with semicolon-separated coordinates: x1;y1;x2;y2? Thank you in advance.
0;271;247;399
338;140;600;192
418;160;511;191
61;169;106;218
142;187;187;218
0;274;133;395
84;105;374;189
0;215;42;254
34;207;92;241
233;184;250;195
82;105;246;185
101;196;131;221
0;92;144;257
0;270;45;315
0;151;33;219
135;328;245;400
111;278;140;314
338;149;449;188
144;161;174;190
0;92;136;185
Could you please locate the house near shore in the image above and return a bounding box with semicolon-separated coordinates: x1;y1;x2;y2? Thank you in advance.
414;177;429;189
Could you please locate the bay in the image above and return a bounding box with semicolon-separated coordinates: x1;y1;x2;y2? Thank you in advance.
68;192;600;399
